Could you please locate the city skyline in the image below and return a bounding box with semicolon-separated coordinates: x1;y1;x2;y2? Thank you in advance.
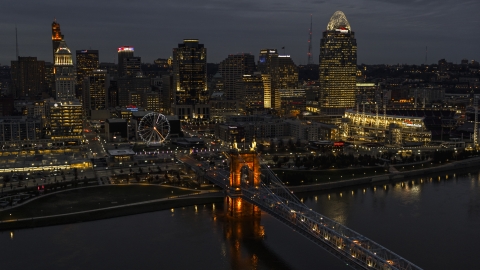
1;0;479;66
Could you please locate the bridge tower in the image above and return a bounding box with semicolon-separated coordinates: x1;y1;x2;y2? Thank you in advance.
225;140;261;218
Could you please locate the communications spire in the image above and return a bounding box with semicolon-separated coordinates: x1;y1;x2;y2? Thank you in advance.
15;25;19;60
307;14;313;65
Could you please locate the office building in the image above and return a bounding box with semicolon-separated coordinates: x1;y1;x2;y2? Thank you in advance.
117;46;134;78
277;55;298;89
11;57;46;99
0;116;42;142
237;73;267;111
172;39;209;120
117;75;150;107
76;50;99;99
258;49;296;110
319;11;357;115
219;53;255;100
83;69;109;116
46;99;83;144
121;57;142;77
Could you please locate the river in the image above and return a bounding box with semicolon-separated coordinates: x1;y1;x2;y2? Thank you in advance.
2;169;480;270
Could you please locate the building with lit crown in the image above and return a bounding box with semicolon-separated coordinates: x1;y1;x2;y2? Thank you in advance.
51;20;64;63
319;11;357;116
54;40;76;100
117;46;134;78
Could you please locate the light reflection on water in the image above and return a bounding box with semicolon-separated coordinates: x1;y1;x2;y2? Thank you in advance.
302;169;480;269
2;169;480;269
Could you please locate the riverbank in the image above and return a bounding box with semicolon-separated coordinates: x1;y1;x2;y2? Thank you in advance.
289;156;480;193
0;186;223;231
2;156;480;231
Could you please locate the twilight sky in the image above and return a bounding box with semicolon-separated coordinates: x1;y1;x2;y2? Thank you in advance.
1;0;479;66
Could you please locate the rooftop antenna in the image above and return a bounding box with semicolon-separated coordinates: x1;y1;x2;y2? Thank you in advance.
307;14;313;65
15;25;19;60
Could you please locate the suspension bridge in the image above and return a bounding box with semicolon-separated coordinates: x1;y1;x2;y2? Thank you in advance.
179;146;422;270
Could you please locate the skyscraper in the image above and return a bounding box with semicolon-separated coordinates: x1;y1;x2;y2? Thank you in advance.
258;49;284;110
76;50;99;99
54;40;75;100
51;19;64;62
219;53;255;100
319;11;357;115
172;39;208;120
83;69;109;117
277;55;298;90
117;46;134;78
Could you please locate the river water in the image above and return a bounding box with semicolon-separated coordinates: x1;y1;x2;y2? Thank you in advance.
2;169;480;270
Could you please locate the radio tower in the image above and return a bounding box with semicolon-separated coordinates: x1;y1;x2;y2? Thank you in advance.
307;14;313;65
15;25;19;60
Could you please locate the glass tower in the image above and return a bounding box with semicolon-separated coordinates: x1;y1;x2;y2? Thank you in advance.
319;11;357;115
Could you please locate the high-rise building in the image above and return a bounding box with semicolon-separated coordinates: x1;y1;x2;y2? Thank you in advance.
257;49;296;111
76;50;99;99
117;75;150;107
238;73;265;111
83;69;109;117
172;39;209;120
277;55;298;89
51;20;64;62
219;53;255;100
11;57;46;99
46;99;83;144
54;40;75;100
122;57;142;77
117;46;134;78
319;11;357;115
160;74;173;114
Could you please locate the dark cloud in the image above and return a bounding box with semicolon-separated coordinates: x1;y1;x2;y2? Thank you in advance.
0;0;478;66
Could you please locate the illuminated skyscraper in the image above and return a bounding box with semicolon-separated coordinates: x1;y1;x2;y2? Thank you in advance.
51;19;64;62
54;40;75;100
76;50;99;99
172;39;208;120
47;99;83;144
117;46;134;78
319;11;357;115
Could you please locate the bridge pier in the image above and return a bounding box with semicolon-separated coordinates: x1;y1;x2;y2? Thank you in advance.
224;196;261;219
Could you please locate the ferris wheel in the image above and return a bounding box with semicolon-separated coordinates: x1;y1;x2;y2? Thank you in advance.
138;112;170;145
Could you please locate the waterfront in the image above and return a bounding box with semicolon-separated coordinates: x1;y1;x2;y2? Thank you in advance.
2;169;480;269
